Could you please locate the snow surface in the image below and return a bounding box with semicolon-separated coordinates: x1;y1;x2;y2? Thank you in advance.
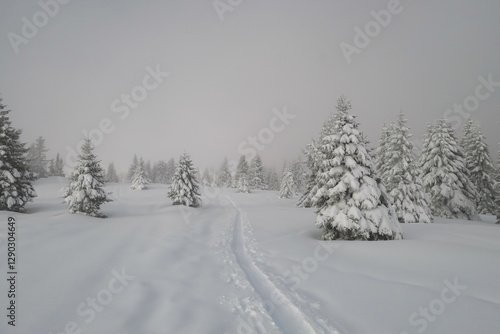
1;177;499;334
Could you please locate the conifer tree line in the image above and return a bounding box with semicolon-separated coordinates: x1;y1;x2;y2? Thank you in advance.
125;154;176;186
1;91;307;215
1;94;499;228
25;136;65;179
297;96;500;237
120;150;302;203
376;113;433;224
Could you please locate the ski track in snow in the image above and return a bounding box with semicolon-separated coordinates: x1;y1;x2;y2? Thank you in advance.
220;195;340;334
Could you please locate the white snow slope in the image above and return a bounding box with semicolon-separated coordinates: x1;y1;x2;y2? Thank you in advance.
0;177;499;334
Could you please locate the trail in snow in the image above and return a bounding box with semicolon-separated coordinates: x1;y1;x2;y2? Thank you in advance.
216;211;281;333
224;196;340;334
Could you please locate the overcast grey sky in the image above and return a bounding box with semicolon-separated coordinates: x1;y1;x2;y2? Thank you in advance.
1;0;499;174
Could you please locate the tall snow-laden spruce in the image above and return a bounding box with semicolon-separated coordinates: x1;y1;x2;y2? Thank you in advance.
291;159;307;195
279;164;296;198
49;153;64;177
0;100;37;212
375;123;392;185
297;140;321;208
127;154;139;181
265;167;280;191
298;109;337;208
311;96;403;240
153;160;168;184
460;118;473;151
461;119;498;215
419;119;478;220
149;161;158;183
237;173;250;193
168;153;201;207
27;136;49;179
106;162;119;183
216;157;232;188
130;158;150;190
145;161;152;181
165;158;176;184
63;138;111;218
383;112;433;223
201;168;214;186
249;154;266;190
234;155;249;187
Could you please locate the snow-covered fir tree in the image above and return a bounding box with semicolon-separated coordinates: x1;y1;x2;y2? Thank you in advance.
48;158;55;176
265;167;280;191
461;119;497;214
56;153;65;176
460;118;473;150
201;167;214;186
150;161;159;183
27;136;49;179
297;140;321;208
375;123;395;185
127;154;139;181
131;158;150;190
106;162;119;183
194;168;202;184
279;164;296;198
49;153;64;177
291;159;307;194
0;100;37;212
165;158;176;184
153;160;169;184
237;173;250;193
216;157;232;188
248;154;266;190
311;96;403;241
360;131;375;158
383;112;433;223
419;119;478;220
168;153;201;207
26;143;35;166
63;138;111;218
145;160;152;181
234;155;249;186
298;109;338;208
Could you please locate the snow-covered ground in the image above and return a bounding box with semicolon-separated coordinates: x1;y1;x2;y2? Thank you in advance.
1;177;499;334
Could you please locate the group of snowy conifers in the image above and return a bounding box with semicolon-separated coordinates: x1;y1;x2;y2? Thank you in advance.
298;96;405;240
62;139;203;216
2;96;500;241
297;96;500;240
61;141;302;218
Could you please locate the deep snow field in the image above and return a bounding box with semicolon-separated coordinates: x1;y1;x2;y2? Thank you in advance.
1;177;499;334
